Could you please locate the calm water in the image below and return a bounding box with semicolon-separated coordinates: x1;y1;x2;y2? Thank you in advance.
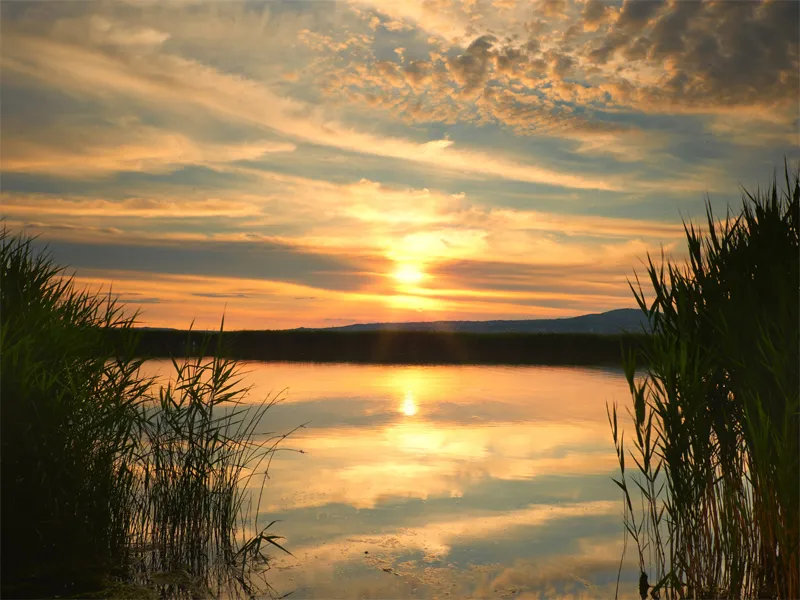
145;361;639;599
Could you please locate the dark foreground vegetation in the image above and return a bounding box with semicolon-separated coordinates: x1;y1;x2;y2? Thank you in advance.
610;168;799;599
133;328;646;366
1;231;290;599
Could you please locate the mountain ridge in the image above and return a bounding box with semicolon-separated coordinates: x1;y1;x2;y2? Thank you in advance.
294;308;649;335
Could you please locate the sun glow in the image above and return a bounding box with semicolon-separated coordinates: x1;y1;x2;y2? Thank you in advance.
392;263;425;285
401;390;418;417
392;369;429;417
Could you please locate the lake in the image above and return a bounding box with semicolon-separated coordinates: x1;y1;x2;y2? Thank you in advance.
144;361;639;599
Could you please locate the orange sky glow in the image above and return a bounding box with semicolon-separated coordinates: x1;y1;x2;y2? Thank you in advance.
2;0;797;329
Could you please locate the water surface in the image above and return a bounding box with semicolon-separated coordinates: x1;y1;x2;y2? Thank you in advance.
146;362;638;599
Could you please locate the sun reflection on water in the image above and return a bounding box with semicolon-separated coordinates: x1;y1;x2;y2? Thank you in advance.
400;390;417;416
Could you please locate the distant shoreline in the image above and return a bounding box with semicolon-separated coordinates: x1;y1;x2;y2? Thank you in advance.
131;329;648;366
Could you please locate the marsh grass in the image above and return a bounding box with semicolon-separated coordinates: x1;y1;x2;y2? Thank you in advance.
1;230;292;598
128;348;298;598
609;167;799;599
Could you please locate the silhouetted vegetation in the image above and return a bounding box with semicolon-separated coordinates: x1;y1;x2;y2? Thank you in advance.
609;167;799;599
1;231;289;598
133;328;647;366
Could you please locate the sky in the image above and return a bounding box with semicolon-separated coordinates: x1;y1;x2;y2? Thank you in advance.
2;0;798;329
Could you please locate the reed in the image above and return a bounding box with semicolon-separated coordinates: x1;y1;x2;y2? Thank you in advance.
609;166;799;599
127;346;295;598
0;230;290;598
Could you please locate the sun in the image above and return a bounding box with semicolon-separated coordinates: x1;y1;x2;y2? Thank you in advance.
392;264;425;285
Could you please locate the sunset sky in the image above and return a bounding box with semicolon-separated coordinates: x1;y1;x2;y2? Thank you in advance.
2;0;798;329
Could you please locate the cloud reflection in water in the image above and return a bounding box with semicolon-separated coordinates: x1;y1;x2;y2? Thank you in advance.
142;362;639;598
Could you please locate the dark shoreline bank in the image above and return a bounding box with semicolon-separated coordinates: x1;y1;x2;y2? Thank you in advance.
132;329;647;366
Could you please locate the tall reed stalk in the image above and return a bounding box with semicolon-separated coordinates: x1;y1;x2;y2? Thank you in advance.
1;230;291;598
128;348;295;598
609;167;799;599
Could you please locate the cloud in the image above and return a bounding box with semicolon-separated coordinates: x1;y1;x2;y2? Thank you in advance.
1;30;627;190
191;291;252;299
1;195;263;218
34;236;383;294
315;28;676;165
581;0;613;32
64;268;391;329
615;0;664;33
537;0;568;19
351;0;480;42
88;15;170;48
1;124;296;177
7;167;683;326
316;0;797;164
446;34;497;95
4;172;687;287
383;19;412;32
582;0;799;110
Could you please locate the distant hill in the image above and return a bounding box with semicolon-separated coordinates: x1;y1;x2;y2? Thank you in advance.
298;308;649;335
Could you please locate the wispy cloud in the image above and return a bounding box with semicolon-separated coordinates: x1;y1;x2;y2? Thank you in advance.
2;128;295;177
2;30;640;191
